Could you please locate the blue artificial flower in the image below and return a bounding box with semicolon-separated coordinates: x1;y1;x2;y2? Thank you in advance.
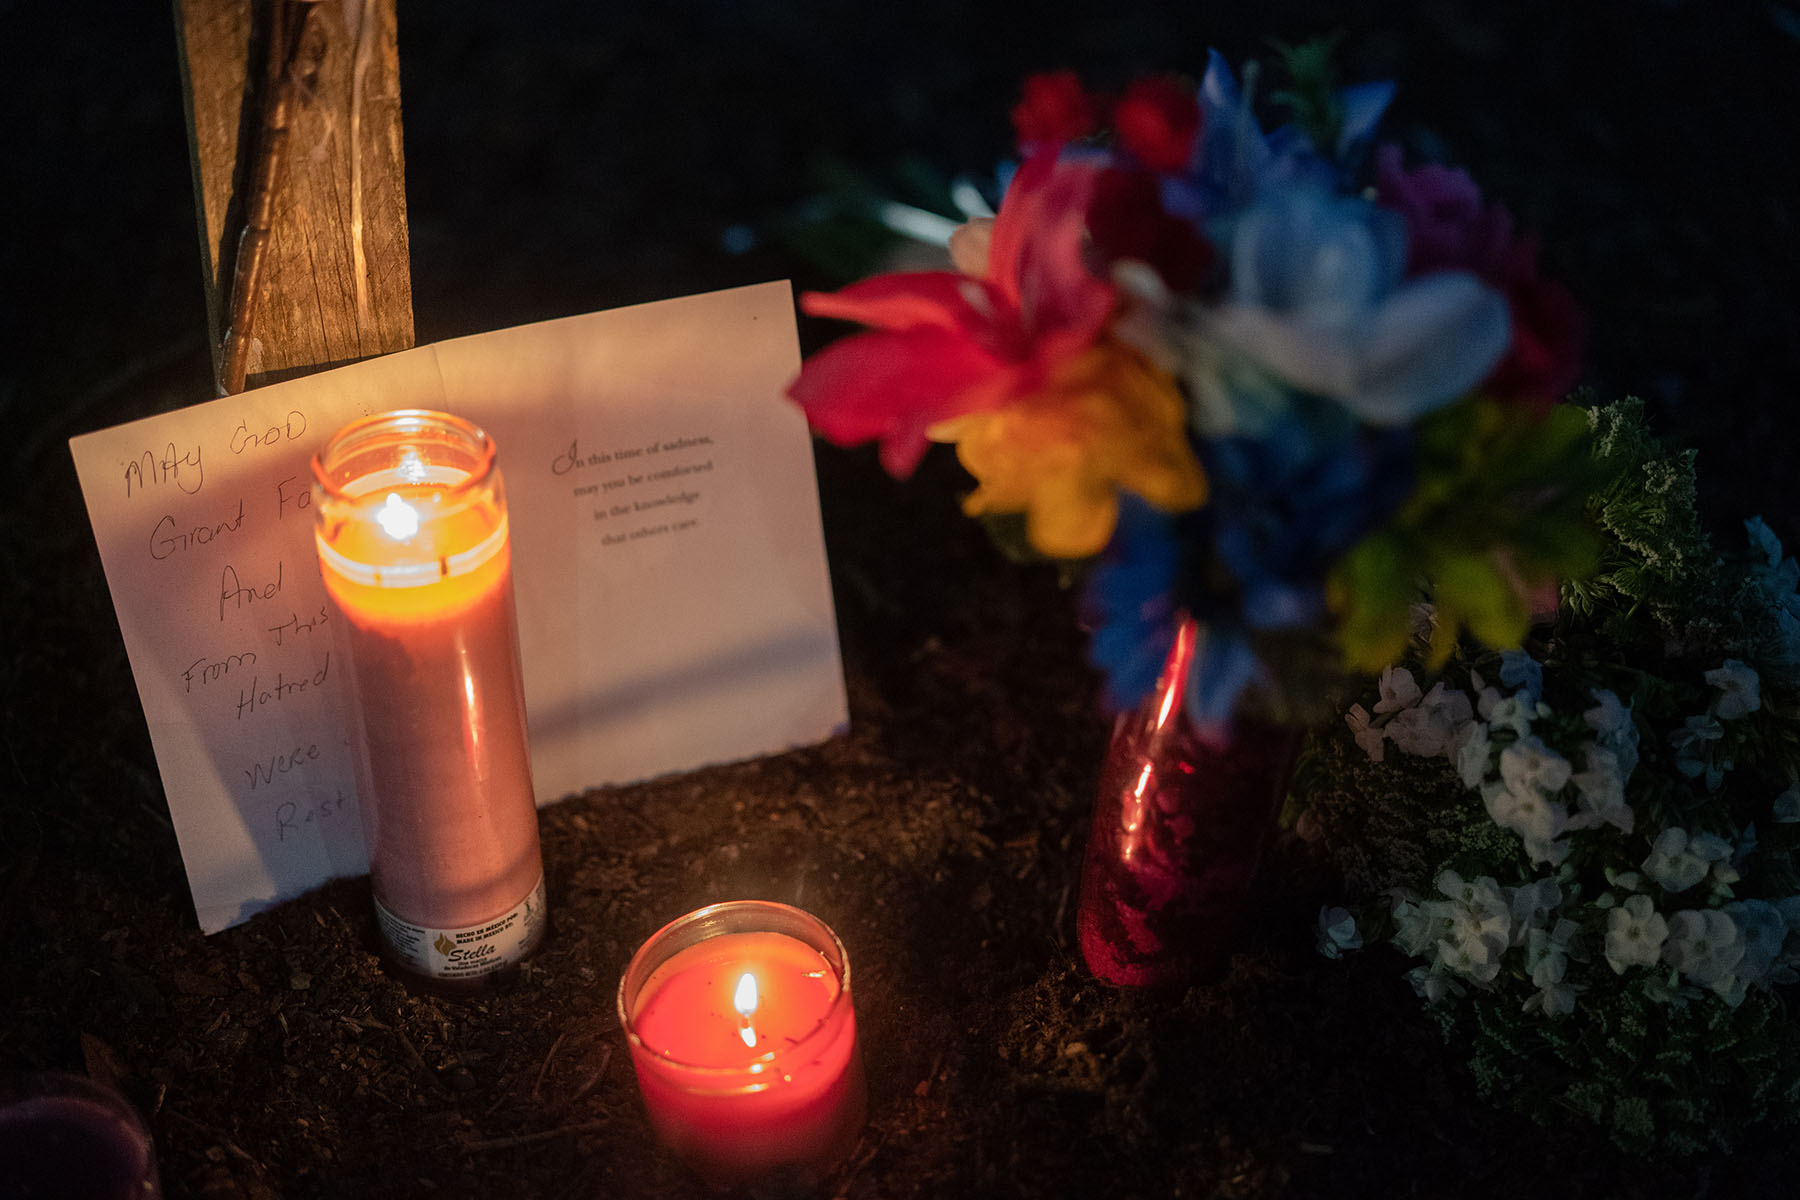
1080;494;1262;733
1202;403;1416;629
1196;181;1511;429
1179;49;1396;216
1082;409;1412;730
1082;496;1185;713
1745;516;1800;675
1183;621;1262;735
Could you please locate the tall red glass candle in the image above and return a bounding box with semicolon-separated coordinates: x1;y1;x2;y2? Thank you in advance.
313;410;547;987
619;902;866;1189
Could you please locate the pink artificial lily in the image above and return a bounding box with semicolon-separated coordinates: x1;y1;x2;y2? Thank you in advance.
788;151;1117;477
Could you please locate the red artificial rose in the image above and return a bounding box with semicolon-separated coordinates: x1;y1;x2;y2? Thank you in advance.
1376;144;1585;409
1088;168;1217;294
1012;71;1099;148
1485;236;1587;413
1112;77;1201;172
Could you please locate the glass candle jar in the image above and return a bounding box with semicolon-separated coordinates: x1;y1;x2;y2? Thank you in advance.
618;901;866;1189
0;1072;160;1200
313;410;547;987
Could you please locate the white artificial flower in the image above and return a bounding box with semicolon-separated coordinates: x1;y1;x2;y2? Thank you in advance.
1584;688;1640;781
1774;787;1800;824
1482;780;1569;866
1713;974;1752;1008
1774;896;1800;985
1524;978;1578;1017
1747;515;1791;575
1499;737;1573;797
1470;669;1502;720
1432;871;1510;983
947;217;994;276
1390;893;1459;963
1722;899;1787;987
1430;684;1476;729
1670;714;1726;788
1373;665;1422;714
1456;722;1492;790
1499;649;1544;705
1437;869;1508;919
1604;895;1669;974
1440;874;1512;935
1506;877;1563;944
1437;931;1505;984
1605;867;1644;893
1387;682;1473;758
1407;963;1463;1004
1689;832;1738;890
1662;909;1746;988
1390;898;1435;957
1569;744;1635;835
1583;688;1631;737
1705;659;1762;720
1316;906;1363;959
1641;827;1725;893
1485;694;1534;739
1524;833;1571;868
1522;918;1579;1016
1343;703;1387;763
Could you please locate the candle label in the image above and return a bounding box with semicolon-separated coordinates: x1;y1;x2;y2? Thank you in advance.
376;874;548;980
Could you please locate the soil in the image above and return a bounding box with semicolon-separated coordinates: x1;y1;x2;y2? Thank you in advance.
4;2;1799;1197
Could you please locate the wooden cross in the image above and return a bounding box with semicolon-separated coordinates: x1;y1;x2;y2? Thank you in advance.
173;0;414;394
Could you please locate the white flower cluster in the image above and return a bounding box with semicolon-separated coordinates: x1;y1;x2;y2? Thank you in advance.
1326;649;1800;1016
1747;516;1800;679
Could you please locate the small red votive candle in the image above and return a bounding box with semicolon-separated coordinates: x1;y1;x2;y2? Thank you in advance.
618;901;867;1189
0;1073;160;1200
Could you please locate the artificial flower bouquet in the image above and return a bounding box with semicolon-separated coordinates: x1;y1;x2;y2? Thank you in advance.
1302;399;1800;1153
787;43;1597;732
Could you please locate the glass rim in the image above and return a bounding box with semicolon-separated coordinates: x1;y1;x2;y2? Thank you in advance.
310;408;498;503
616;900;853;1082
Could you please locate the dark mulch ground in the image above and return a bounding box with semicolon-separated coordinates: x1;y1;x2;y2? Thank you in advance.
5;2;1800;1197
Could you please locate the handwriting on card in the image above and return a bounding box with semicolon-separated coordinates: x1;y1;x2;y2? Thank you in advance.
71;281;847;936
79;395;364;912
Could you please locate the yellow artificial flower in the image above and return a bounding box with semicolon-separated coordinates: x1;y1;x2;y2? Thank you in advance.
935;341;1206;559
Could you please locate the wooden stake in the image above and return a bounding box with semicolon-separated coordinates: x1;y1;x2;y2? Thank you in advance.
174;0;414;393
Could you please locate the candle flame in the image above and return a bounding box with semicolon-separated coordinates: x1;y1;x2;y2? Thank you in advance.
734;972;758;1048
376;492;420;540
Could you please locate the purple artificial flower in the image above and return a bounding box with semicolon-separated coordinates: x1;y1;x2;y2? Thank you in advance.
1373;145;1513;277
1375;144;1586;410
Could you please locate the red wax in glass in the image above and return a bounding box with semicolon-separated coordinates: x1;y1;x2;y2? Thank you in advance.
622;914;865;1189
0;1086;158;1200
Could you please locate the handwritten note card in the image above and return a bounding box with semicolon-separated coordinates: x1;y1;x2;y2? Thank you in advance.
70;282;847;934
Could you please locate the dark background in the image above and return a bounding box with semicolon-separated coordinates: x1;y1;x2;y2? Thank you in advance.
5;2;1800;1197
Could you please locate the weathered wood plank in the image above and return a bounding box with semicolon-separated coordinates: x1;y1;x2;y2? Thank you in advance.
174;0;414;392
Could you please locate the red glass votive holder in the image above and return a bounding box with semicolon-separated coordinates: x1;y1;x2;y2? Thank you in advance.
618;901;867;1189
0;1072;160;1200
